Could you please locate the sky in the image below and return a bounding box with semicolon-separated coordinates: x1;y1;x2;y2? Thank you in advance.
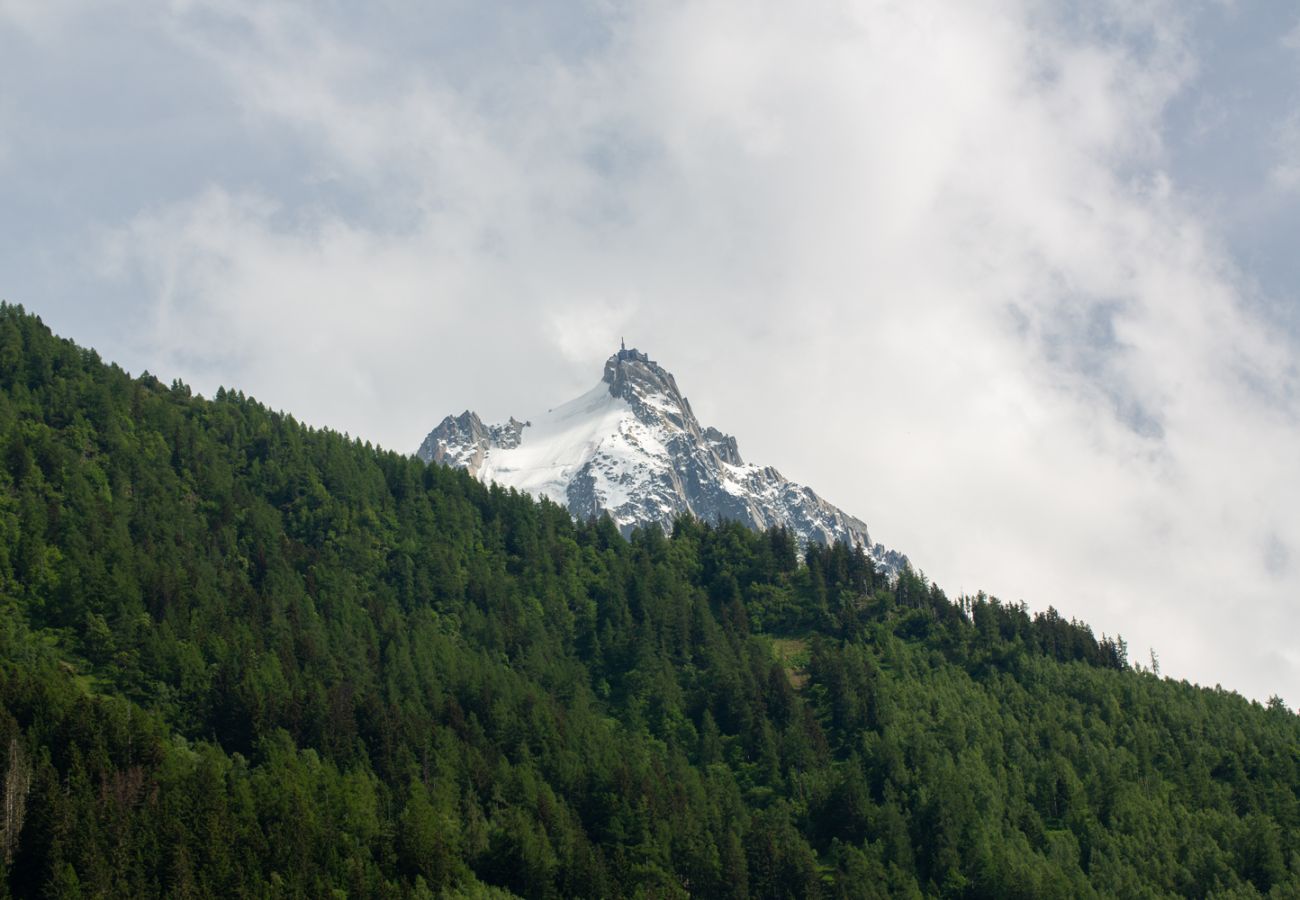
2;0;1299;706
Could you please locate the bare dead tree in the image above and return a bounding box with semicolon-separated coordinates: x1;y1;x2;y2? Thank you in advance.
2;737;32;866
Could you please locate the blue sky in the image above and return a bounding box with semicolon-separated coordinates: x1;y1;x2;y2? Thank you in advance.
3;0;1299;705
1161;4;1300;321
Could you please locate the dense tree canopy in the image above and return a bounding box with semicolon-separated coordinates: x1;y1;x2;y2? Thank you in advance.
0;304;1296;897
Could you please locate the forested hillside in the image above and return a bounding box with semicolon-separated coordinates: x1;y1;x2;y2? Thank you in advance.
0;305;1296;898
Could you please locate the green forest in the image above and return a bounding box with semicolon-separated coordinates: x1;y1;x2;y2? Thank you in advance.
0;304;1296;898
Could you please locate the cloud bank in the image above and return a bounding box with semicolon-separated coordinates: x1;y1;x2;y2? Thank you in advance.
5;0;1300;703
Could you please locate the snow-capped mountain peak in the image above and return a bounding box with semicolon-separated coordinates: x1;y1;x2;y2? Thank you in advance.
418;345;905;574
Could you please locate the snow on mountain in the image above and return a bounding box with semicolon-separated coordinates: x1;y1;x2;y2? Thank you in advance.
417;345;907;575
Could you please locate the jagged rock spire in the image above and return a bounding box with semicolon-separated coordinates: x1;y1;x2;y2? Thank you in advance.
417;348;906;574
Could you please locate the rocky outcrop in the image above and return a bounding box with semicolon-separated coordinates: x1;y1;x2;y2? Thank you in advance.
417;412;527;475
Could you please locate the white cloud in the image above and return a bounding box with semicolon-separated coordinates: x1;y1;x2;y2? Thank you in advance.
78;0;1300;704
98;186;570;441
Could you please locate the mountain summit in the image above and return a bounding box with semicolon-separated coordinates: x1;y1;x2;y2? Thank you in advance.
418;345;906;573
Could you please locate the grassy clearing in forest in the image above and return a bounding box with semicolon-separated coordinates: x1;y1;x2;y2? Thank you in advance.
771;636;810;689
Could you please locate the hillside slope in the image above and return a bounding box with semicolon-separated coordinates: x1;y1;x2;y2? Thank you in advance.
0;306;1296;898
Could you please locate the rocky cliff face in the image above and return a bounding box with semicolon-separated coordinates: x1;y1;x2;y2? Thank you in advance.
417;413;526;474
418;347;906;575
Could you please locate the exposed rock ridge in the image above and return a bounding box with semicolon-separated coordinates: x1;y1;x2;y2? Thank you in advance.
417;412;527;476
